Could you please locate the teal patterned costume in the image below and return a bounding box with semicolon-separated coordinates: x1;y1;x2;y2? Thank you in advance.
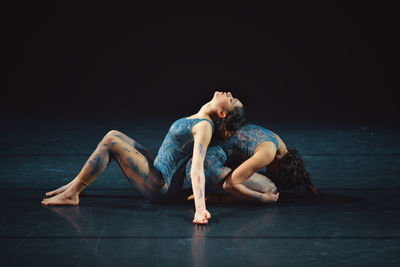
153;117;214;192
184;124;279;189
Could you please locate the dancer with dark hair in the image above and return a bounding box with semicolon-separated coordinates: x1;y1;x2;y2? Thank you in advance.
184;124;320;202
41;91;246;224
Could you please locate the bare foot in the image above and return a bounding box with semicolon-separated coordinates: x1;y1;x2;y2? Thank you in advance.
41;191;79;206
45;183;71;197
46;181;86;197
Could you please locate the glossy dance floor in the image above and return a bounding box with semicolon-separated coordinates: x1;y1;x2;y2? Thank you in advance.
1;115;399;266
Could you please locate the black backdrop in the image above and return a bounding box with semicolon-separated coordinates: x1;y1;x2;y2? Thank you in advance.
3;2;398;122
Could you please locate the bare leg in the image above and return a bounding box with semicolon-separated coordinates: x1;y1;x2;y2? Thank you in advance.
186;149;277;202
186;143;277;193
190;145;277;193
45;131;154;197
106;130;156;162
206;167;277;193
242;172;277;193
46;179;89;197
42;130;167;206
45;180;74;197
187;168;277;203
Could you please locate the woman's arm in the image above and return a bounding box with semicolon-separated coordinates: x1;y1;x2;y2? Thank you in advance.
223;173;279;203
187;171;277;202
223;142;279;203
191;121;213;224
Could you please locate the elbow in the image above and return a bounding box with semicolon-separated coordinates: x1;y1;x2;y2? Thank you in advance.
222;180;234;192
222;181;229;191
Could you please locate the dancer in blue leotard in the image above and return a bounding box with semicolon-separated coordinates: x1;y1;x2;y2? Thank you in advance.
185;124;320;203
41;91;246;224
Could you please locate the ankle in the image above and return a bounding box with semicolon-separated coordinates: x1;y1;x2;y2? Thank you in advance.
64;188;79;197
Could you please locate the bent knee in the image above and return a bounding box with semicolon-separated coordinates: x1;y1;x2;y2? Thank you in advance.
106;129;122;137
102;130;121;144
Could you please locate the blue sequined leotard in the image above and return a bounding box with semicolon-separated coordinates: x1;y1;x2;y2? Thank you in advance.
183;145;227;189
184;124;279;189
220;124;279;159
153;117;214;189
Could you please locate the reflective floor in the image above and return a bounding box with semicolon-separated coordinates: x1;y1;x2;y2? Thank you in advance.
1;114;399;266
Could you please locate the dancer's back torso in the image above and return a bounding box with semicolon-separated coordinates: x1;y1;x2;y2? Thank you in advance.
221;123;279;164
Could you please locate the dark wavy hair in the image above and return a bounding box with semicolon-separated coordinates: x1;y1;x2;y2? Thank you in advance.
209;105;247;144
267;148;320;197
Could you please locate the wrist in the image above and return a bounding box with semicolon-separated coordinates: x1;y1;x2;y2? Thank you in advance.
260;193;267;203
195;205;206;212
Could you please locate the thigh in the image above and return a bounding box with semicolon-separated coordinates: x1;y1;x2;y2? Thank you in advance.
242;172;277;193
107;130;156;162
107;135;165;200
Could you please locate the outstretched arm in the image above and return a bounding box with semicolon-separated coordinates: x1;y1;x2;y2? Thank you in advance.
191;121;213;224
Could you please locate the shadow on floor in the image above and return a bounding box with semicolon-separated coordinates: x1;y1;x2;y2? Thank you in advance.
76;190;369;209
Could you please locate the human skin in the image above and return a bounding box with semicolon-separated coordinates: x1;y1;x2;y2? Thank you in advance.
187;171;277;202
187;129;288;203
41;91;242;225
186;91;243;223
222;132;289;202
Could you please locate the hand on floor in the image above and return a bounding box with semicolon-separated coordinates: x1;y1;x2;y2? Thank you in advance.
193;209;211;224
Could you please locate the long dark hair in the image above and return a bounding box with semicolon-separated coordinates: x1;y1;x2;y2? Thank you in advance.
267;148;320;197
209;105;247;144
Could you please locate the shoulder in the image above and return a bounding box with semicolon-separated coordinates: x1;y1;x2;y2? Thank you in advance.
238;145;275;172
192;120;213;136
253;142;277;164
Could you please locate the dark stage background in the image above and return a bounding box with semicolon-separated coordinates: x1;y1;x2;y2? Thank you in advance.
2;2;398;123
